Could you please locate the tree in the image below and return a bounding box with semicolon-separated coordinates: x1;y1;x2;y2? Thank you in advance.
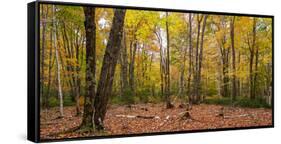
129;37;137;97
80;7;96;129
187;13;193;104
198;15;208;101
94;9;126;130
192;15;202;103
213;16;231;98
230;16;237;101
41;4;49;108
154;26;164;100
46;5;53;110
119;31;129;97
165;12;174;108
248;18;257;100
52;5;64;117
192;14;208;103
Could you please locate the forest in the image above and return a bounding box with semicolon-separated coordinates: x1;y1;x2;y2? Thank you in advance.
39;4;273;140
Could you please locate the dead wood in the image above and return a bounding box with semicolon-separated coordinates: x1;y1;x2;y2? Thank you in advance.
115;114;160;119
223;114;255;119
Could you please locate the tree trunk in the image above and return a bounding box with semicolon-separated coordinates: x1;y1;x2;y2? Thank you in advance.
198;15;208;102
193;15;203;104
53;5;63;117
74;28;82;116
120;31;128;97
154;30;164;100
94;9;126;130
80;7;96;129
61;22;76;101
41;5;48;108
179;44;187;100
46;13;53;109
218;17;230;98
165;12;173;109
221;47;230;98
129;38;137;98
187;14;193;104
230;16;237;101
254;21;259;98
250;18;256;100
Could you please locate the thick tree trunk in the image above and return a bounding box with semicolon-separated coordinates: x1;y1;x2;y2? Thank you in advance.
94;9;126;130
80;7;96;129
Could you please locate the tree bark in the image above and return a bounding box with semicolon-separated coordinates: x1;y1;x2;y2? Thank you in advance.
165;12;174;109
217;17;230;98
254;19;259;99
154;29;164;100
41;5;48;108
46;10;53;109
52;5;64;117
250;18;256;100
230;16;237;101
94;9;126;130
80;7;96;129
179;44;187;100
193;15;203;104
120;31;128;97
198;15;208;102
129;38;137;98
74;27;82;116
187;14;193;104
61;22;76;101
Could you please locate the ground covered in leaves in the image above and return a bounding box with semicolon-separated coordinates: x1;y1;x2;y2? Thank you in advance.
40;103;272;140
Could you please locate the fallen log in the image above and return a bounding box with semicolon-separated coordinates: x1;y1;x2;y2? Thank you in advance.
115;114;160;119
125;105;149;111
223;114;255;119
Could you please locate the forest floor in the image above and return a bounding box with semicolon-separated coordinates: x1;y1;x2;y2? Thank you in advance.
40;103;272;140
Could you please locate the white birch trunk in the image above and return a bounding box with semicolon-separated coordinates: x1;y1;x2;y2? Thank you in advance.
53;5;63;117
